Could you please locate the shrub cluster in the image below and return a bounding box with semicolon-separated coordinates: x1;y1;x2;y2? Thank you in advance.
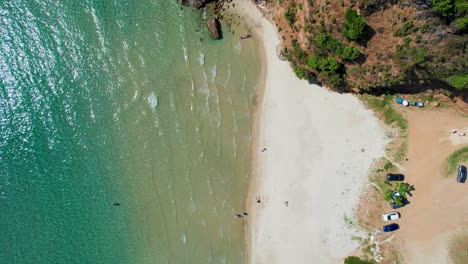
342;9;366;40
314;34;360;61
394;22;417;37
447;74;468;89
284;3;297;26
344;256;373;264
308;55;343;86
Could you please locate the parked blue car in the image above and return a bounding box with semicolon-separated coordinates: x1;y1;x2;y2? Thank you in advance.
458;165;467;183
383;223;399;232
386;174;404;181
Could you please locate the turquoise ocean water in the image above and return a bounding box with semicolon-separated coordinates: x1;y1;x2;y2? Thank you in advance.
0;1;258;263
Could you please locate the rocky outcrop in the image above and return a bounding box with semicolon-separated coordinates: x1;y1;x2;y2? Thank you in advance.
181;0;216;9
180;0;222;39
207;17;222;39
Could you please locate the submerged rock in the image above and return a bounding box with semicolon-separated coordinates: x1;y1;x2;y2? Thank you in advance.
181;0;216;9
207;17;222;39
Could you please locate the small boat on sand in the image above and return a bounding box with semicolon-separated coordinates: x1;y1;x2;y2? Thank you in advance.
240;34;251;39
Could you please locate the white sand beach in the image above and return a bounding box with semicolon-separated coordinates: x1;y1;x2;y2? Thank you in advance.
229;1;388;263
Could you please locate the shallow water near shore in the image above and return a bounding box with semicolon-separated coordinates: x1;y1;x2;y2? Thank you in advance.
0;1;258;263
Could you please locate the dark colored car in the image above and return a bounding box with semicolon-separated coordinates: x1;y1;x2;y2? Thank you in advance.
386;174;404;181
391;198;408;209
457;165;467;183
383;223;399;232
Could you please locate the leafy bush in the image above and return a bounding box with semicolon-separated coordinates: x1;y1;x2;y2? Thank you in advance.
447;74;468;89
308;55;340;73
392;44;429;71
342;9;367;40
318;57;340;73
339;46;360;61
293;65;308;79
455;0;468;17
315;34;342;54
314;34;360;61
395;182;411;197
308;55;319;70
308;55;343;88
293;48;308;64
394;21;417;37
432;0;456;17
452;17;468;32
284;7;296;25
324;71;344;87
291;39;308;64
344;256;373;264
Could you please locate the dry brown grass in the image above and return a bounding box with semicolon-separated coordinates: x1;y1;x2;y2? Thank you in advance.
448;230;468;264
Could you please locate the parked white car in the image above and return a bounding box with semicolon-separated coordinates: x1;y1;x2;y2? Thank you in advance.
382;212;400;221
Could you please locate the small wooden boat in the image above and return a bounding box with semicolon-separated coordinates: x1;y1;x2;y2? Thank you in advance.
240;34;251;39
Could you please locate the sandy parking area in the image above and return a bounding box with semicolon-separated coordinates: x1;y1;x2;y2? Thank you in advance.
396;108;468;263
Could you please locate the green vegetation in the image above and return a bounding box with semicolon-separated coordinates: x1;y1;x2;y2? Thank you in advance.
363;95;407;130
315;33;341;54
307;55;343;87
447;74;468;89
318;56;340;73
452;17;468;32
276;0;467;93
395;182;411;196
288;39;309;65
284;5;296;26
308;55;319;69
455;0;468;16
293;65;308;79
384;160;397;171
313;33;360;61
340;46;360;61
342;9;366;40
384;182;411;206
392;42;430;72
361;95;408;162
433;0;468;17
383;189;396;204
432;0;457;17
443;146;468;177
394;21;417;37
344;256;374;264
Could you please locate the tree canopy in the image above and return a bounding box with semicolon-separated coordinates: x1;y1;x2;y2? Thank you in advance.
432;0;457;17
447;74;468;89
342;9;366;40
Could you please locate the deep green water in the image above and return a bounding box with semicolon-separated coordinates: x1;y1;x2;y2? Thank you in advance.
0;1;258;263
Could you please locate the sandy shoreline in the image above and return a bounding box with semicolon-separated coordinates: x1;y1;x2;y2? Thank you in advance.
229;1;388;263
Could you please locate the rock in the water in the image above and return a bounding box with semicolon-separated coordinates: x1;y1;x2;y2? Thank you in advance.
181;0;215;9
207;17;222;39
